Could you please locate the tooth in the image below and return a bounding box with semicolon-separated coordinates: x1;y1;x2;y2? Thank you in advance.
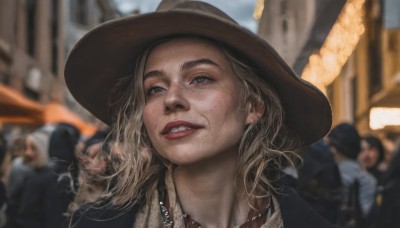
169;126;191;133
178;126;187;131
170;127;179;133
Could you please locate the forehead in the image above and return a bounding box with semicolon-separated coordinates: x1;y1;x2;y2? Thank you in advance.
146;37;229;65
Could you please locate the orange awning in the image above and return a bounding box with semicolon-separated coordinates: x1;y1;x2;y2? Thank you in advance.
0;84;44;124
44;102;97;137
0;84;97;136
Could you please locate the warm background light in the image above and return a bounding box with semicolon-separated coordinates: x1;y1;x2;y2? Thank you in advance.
370;107;400;130
253;0;264;20
302;0;366;93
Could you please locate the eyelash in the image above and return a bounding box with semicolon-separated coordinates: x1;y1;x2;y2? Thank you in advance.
191;75;213;85
145;75;213;96
147;86;165;95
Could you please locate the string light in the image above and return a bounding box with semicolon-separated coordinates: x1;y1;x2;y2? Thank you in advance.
253;0;264;20
301;0;366;92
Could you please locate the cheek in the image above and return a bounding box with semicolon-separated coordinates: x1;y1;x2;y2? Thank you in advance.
364;152;373;161
205;95;245;133
28;149;39;158
359;151;367;158
370;151;379;160
204;89;243;114
143;105;160;137
364;151;373;159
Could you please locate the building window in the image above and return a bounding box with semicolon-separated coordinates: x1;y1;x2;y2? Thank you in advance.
51;0;58;74
351;76;358;122
280;0;288;45
70;0;89;26
367;0;383;97
26;0;36;56
384;0;400;29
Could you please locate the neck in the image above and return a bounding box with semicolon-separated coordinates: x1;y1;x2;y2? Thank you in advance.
173;154;249;227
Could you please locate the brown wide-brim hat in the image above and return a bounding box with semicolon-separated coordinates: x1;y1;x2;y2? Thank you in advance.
65;0;332;145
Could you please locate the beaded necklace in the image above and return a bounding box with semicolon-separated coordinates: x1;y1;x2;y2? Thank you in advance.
158;182;273;228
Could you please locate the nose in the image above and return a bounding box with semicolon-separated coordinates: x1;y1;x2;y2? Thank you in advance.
24;148;36;159
163;84;189;113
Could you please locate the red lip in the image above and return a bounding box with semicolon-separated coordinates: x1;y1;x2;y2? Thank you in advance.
161;121;202;139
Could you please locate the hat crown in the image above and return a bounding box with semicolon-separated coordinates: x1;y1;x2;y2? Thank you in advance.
156;0;238;25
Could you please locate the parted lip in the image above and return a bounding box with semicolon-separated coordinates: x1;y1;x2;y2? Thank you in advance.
161;121;202;134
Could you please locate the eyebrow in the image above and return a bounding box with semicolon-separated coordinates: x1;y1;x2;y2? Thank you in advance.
181;58;220;71
143;58;220;81
143;70;163;81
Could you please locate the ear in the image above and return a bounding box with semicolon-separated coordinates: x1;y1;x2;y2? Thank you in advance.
245;100;265;125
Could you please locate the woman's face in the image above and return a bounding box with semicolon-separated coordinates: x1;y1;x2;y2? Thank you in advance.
358;139;380;169
81;142;106;176
24;138;42;168
142;37;257;166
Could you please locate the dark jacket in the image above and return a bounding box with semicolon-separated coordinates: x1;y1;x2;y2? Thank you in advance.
368;147;400;228
17;167;75;228
70;183;341;228
17;124;80;228
296;141;342;224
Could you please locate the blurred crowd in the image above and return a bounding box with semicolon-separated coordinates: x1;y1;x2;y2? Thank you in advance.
288;123;400;228
0;122;112;228
0;121;399;228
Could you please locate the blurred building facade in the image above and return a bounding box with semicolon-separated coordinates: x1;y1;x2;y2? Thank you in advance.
351;0;400;136
0;0;58;102
0;0;121;122
259;0;400;138
3;0;399;135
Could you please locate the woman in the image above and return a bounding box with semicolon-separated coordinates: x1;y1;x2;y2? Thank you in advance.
66;1;333;227
358;135;385;182
68;131;110;215
7;128;50;228
16;124;81;228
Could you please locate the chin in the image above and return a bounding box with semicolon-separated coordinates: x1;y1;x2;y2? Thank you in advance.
164;157;200;166
161;153;208;167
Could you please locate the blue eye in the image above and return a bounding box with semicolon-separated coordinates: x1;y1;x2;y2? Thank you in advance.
192;76;212;84
147;86;165;95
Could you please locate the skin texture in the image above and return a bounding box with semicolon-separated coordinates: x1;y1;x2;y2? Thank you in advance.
142;37;264;227
143;37;256;166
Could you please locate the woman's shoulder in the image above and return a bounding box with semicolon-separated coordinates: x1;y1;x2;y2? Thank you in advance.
69;200;139;228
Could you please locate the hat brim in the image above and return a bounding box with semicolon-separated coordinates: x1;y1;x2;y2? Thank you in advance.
65;10;332;145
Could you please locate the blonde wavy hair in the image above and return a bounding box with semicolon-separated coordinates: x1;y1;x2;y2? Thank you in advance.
105;36;302;208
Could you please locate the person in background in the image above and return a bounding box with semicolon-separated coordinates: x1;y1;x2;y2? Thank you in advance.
369;139;400;228
4;135;29;228
327;123;377;227
0;131;8;226
68;131;110;215
5;128;50;228
296;140;342;224
5;135;30;196
358;135;385;183
378;133;399;174
80;131;110;178
16;123;80;228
